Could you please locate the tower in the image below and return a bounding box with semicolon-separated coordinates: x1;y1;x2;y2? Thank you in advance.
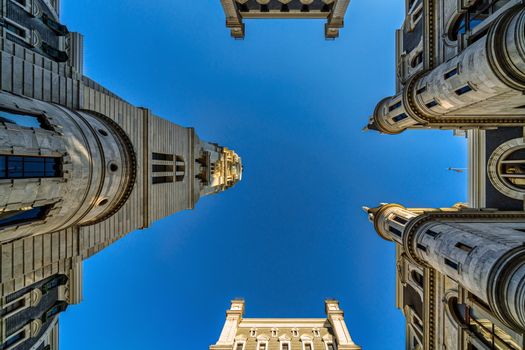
365;2;525;134
0;1;242;349
210;299;361;350
364;203;525;349
219;0;351;39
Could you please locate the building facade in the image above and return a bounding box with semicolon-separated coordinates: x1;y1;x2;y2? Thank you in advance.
219;0;351;39
0;1;242;349
210;299;361;350
365;1;525;349
365;0;525;134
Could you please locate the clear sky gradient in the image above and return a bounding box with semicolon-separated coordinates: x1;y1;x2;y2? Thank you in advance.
59;1;467;349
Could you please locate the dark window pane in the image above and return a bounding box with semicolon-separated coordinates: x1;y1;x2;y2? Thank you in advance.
7;157;23;178
5;22;26;37
0;156;61;179
152;152;174;161
24;158;45;174
152;176;174;184
0;205;50;228
4;331;25;348
0;156;5;177
45;158;60;176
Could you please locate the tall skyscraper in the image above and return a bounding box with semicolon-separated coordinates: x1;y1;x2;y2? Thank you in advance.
365;1;525;349
0;1;242;349
219;0;351;39
210;299;361;350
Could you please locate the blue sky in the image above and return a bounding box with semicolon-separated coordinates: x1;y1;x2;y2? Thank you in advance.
60;1;467;349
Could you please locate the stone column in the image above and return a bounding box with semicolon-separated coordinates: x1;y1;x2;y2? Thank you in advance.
211;299;245;349
367;5;525;133
365;204;525;331
325;300;361;350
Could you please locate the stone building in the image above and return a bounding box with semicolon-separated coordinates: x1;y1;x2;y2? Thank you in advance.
364;1;525;349
219;0;351;39
0;1;242;349
209;299;361;350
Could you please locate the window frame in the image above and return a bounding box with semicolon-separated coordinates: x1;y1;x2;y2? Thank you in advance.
257;341;269;350
10;0;31;12
0;155;62;179
3;17;30;43
234;342;246;350
281;341;292;350
324;342;336;350
303;341;315;350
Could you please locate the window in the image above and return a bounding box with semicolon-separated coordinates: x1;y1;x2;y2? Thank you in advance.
282;343;290;350
152;164;174;172
152;152;174;161
175;156;185;182
426;229;439;238
456;242;474;253
393;113;408;122
389;226;402;237
455;85;473;96
42;275;68;294
0;205;51;229
425;100;439;109
292;329;299;337
41;301;67;322
313;329;320;337
388;101;402;112
416;86;427;94
393;216;408;225
444;68;459;79
5;20;27;39
2;298;25;317
272;328;278;337
445;258;459;271
416;243;427;252
250;328;257;337
327;344;335;350
152;176;173;184
0;156;61;179
259;343;267;350
4;330;25;348
13;0;27;5
304;343;313;350
236;343;244;350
